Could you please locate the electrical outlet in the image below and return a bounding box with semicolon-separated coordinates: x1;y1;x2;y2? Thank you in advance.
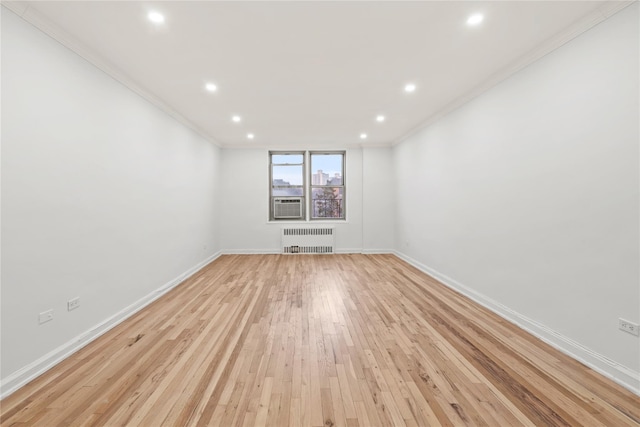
68;297;80;311
38;309;54;324
619;318;639;336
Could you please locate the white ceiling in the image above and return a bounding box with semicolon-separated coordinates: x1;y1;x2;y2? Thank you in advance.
4;1;629;148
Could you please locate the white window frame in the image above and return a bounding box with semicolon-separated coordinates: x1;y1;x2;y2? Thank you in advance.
269;151;306;221
269;150;346;222
309;151;346;221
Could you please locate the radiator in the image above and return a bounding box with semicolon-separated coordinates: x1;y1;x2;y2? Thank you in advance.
282;227;335;254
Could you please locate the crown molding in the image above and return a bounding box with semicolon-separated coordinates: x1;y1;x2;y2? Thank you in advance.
392;0;635;147
3;0;632;151
1;1;222;148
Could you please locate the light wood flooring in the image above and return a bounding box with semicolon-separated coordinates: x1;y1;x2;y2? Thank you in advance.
1;254;639;426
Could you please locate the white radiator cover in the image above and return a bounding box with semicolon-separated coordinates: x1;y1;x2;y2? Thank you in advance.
282;227;335;254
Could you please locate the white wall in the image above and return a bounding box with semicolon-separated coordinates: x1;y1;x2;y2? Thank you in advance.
1;8;222;386
220;148;281;252
2;0;636;399
393;3;639;390
363;147;395;252
221;147;390;253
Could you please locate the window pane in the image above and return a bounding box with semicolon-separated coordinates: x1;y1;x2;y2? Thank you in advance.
311;154;343;186
311;187;344;218
272;154;303;164
272;165;303;186
272;187;303;197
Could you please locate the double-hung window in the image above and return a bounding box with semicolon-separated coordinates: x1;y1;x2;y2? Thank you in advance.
269;151;345;221
270;152;305;220
310;151;345;220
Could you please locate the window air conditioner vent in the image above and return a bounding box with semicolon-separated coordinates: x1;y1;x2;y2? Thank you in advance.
274;198;303;219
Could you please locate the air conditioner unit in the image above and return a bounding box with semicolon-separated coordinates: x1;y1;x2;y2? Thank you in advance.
274;198;303;219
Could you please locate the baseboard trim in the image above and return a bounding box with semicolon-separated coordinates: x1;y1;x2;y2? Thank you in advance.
221;249;382;255
222;249;280;255
0;251;222;399
335;248;363;254
393;251;640;396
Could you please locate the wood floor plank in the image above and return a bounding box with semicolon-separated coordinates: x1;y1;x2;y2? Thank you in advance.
1;254;638;426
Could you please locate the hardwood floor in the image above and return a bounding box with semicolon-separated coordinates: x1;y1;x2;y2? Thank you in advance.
1;254;638;426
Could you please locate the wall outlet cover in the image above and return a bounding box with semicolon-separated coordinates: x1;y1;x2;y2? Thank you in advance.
38;309;53;324
68;297;80;311
619;318;639;336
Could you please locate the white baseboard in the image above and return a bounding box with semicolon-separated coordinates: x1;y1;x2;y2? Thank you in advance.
335;248;363;254
394;251;640;396
5;250;636;398
222;249;280;255
0;251;222;399
222;249;385;255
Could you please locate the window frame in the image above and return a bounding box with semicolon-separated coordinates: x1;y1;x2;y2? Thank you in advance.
269;151;306;221
309;151;346;221
268;150;347;222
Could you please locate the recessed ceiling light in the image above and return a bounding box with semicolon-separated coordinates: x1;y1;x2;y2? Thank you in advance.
205;82;217;92
232;115;241;123
360;133;367;140
376;115;385;122
467;13;484;26
147;11;165;24
247;133;255;139
404;83;416;93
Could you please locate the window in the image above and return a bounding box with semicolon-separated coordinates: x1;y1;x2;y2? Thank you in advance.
270;152;305;220
310;151;345;220
269;151;346;221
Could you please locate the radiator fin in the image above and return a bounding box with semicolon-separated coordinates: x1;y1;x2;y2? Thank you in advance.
283;228;334;236
282;228;335;254
283;246;333;254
